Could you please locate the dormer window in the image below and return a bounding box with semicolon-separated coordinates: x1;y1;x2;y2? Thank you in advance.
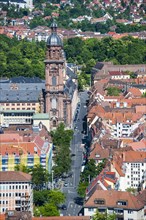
117;200;127;206
94;199;105;205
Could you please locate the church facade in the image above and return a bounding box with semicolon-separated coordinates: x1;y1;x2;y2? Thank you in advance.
41;22;78;129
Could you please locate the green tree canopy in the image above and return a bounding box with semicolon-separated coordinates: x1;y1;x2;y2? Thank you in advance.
33;189;65;206
50;123;73;177
93;210;116;220
34;203;59;217
31;164;49;190
106;86;121;96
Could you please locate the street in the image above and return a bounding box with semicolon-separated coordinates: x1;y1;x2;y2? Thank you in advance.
60;91;89;216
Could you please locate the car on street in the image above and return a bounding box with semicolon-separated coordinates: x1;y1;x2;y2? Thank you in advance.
74;197;84;205
64;182;68;187
61;204;67;210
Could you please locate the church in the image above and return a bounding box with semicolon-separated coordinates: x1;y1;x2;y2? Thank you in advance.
42;21;78;129
0;22;78;130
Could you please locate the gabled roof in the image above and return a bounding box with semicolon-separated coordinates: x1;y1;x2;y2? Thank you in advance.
128;87;142;97
89;143;109;160
84;190;144;210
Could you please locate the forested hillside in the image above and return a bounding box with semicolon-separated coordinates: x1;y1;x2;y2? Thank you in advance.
0;35;146;79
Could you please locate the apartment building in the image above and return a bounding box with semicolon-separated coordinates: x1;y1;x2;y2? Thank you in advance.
0;134;53;173
0;171;33;214
111;151;146;191
83;190;145;220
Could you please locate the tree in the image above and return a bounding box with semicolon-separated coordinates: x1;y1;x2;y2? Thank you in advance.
142;92;146;97
77;182;88;198
31;164;49;190
93;210;116;220
33;189;65;206
14;164;30;173
106;86;121;96
34;203;59;217
126;187;136;194
50;123;73;177
78;159;107;198
33;190;48;206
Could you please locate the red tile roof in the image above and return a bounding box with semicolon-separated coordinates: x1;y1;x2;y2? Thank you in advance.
127;140;146;151
0;133;23;142
89;143;109;160
84;190;144;210
0;171;31;182
0;214;5;220
128;87;142;97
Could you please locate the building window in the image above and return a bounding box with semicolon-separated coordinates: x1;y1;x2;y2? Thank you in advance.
94;199;105;205
51;98;57;109
88;208;94;211
52;76;56;86
117;200;127;206
128;210;133;214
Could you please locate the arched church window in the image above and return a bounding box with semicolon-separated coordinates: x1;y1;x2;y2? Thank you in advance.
51;98;57;109
52;76;56;86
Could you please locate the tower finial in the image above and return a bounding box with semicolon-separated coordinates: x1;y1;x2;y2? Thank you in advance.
50;19;57;33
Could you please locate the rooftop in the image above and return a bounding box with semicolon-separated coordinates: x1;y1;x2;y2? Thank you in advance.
0;171;31;182
33;113;49;120
84;190;144;210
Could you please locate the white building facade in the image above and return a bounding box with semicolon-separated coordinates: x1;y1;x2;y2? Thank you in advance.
0;171;33;214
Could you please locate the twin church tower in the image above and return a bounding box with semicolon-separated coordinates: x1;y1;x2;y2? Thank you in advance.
40;22;78;129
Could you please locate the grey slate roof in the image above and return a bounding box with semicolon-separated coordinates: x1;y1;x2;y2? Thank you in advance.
66;66;77;79
64;78;76;99
10;76;43;83
0;65;77;103
0;77;45;103
0;90;42;102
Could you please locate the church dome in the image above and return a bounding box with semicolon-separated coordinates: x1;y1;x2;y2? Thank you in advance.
47;33;63;46
47;21;63;46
